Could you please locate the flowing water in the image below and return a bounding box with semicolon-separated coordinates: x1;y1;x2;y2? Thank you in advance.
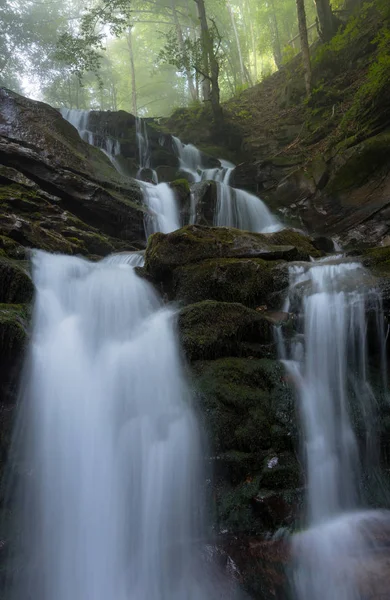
61;110;281;236
279;257;390;599
7;251;240;600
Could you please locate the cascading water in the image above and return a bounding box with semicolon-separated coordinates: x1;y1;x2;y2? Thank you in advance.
7;250;240;600
61;109;282;236
279;256;390;599
60;108;121;167
142;181;180;237
172;135;281;232
213;184;281;233
136;117;158;184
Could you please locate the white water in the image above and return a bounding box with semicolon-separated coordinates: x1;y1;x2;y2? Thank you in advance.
280;258;390;600
136;117;158;184
142;182;180;237
61;110;282;236
103;251;145;267
60;108;121;168
172;135;281;232
10;251;238;600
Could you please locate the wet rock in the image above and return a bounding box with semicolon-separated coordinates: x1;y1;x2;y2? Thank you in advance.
145;225;321;280
178;300;277;361
0;258;33;304
0;303;29;406
172;257;288;309
312;235;335;253
189;181;218;226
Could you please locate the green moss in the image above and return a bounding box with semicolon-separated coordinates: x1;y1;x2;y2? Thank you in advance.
145;225;320;280
179;300;278;361
361;245;390;273
328;132;390;192
0;303;29;358
192;357;294;454
173;257;287;308
0;257;34;304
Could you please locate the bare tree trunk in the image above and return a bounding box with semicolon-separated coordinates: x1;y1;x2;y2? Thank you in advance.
296;0;312;96
249;18;258;82
194;0;211;102
171;0;197;101
315;0;338;41
194;0;222;123
269;0;282;69
127;26;137;116
227;1;245;86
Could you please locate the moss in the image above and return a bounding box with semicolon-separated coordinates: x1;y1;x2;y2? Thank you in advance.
0;257;34;304
173;257;287;308
179;300;278;361
0;303;29;358
361;245;390;273
192;357;294;454
145;225;320;280
169;178;190;194
328;132;390;192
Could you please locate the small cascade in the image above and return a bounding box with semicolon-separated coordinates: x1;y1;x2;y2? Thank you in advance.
61;108;121;167
136;117;158;184
279;256;390;600
142;182;180;237
102;251;145;267
214;183;281;233
172;136;203;182
60;109;282;236
172;135;281;232
7;251;240;600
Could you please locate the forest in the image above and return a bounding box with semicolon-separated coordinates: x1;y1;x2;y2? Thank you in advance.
1;0;345;117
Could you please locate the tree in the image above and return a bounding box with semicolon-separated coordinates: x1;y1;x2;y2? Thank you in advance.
296;0;311;96
315;0;339;41
193;0;222;123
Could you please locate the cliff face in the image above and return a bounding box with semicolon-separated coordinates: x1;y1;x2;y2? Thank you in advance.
164;0;390;248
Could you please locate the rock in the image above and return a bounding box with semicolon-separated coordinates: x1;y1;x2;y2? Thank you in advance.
0;304;29;405
155;165;180;183
312;235;335;253
145;225;321;280
172;257;288;308
0;89;146;248
190;181;218;225
193;357;295;458
178;300;277;361
0;258;33;304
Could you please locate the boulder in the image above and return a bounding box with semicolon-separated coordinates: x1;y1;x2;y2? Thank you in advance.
172;257;288;308
0;304;29;406
178;300;278;361
0;89;146;248
145;225;321;280
0;258;34;304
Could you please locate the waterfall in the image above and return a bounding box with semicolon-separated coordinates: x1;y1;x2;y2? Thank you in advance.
102;251;145;267
172;135;281;232
60;108;121;167
60;109;282;236
172;136;203;183
141;182;180;237
280;256;390;600
136;117;158;184
213;183;281;233
7;251;239;600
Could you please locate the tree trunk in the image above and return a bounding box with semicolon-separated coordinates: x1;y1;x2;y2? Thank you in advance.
127;26;137;116
194;0;222;123
296;0;312;96
315;0;338;41
171;0;197;101
194;0;211;102
269;0;282;69
227;1;245;86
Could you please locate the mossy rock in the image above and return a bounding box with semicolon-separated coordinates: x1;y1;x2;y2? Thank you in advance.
361;245;390;273
0;236;25;259
0;258;34;304
0;304;29;357
191;357;295;456
145;225;321;280
328;132;390;193
172;257;288;308
178;300;278;361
